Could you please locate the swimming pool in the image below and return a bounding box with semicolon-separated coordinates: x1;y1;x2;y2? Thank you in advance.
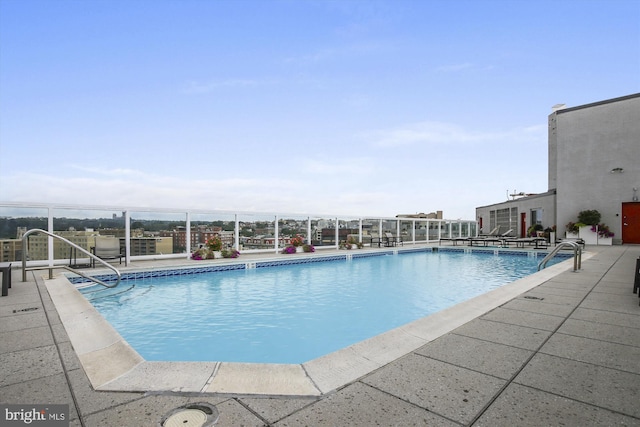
78;249;567;364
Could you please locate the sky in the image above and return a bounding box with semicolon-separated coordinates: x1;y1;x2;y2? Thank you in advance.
1;0;639;220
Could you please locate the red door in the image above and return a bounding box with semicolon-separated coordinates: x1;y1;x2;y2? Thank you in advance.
520;213;527;238
622;202;640;244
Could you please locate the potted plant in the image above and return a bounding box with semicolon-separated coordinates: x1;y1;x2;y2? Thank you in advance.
565;221;580;237
206;236;223;258
302;244;315;253
282;245;297;254
191;247;215;260
289;234;305;252
567;210;613;245
591;223;614;245
527;224;544;237
578;210;601;226
221;248;241;258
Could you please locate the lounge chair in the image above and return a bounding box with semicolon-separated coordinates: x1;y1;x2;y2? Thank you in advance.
438;237;470;246
91;236;123;267
467;227;513;246
371;234;383;247
499;229;515;237
384;232;403;247
502;236;548;249
479;226;500;237
469;237;504;247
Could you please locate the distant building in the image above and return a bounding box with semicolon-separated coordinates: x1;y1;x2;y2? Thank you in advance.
396;211;443;219
476;93;640;243
161;225;233;252
128;237;173;256
23;229;100;261
0;239;22;263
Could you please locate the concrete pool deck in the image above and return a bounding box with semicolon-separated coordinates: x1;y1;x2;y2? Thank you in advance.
1;245;639;426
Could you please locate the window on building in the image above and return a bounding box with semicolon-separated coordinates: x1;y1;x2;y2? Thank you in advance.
495;207;518;233
531;208;543;226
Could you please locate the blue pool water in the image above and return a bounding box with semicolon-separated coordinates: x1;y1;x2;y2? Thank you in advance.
80;250;563;364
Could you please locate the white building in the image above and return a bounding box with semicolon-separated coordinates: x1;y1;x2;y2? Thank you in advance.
476;93;640;244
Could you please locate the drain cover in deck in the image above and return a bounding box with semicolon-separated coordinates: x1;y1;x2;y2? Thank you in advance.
161;403;218;427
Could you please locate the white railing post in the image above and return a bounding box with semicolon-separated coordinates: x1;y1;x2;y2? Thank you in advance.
412;220;416;244
185;212;191;259
124;210;131;265
235;214;240;250
274;214;279;253
47;207;54;267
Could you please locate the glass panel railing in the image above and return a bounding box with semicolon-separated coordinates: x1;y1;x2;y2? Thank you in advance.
414;221;428;242
361;218;380;247
399;220;413;243
190;213;237;251
451;222;460;238
130;210;186;256
51;207;126;262
238;214;277;251
469;221;478;237
440;221;451;239
381;219;398;236
428;221;441;241
461;222;469;237
311;217;337;247
0;202;477;265
338;218;360;246
277;216;309;249
0;206;49;262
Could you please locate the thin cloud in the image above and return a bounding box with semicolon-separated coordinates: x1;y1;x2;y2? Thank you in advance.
365;121;546;148
69;165;147;177
435;63;474;72
302;157;374;175
284;48;339;65
182;78;262;94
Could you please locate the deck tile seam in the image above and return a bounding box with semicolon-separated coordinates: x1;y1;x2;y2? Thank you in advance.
0;367;69;389
457;316;566;335
465;246;632;425
446;331;548;353
506;382;640;422
33;271;86;427
233;397;279;426
513;298;584;309
409;350;532;382
490;305;567;319
560;317;640;333
572;306;640;319
534;349;640;376
352;379;466;427
73;395;149;420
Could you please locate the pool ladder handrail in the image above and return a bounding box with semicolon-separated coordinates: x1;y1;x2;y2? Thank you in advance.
21;229;121;288
538;241;582;272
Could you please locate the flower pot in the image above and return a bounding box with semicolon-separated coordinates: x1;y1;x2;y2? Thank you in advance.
578;227;598;245
577;226;613;245
597;236;613;245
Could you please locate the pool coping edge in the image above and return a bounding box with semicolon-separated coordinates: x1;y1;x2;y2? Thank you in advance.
47;251;587;396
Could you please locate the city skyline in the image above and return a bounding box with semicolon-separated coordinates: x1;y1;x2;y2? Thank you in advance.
1;0;639;219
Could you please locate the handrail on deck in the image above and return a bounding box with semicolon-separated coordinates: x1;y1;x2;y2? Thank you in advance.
538;241;582;272
21;229;121;288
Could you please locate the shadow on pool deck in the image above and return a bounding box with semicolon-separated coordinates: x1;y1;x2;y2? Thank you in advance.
1;245;639;426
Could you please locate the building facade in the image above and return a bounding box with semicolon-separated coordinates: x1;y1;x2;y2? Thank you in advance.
476;93;640;244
